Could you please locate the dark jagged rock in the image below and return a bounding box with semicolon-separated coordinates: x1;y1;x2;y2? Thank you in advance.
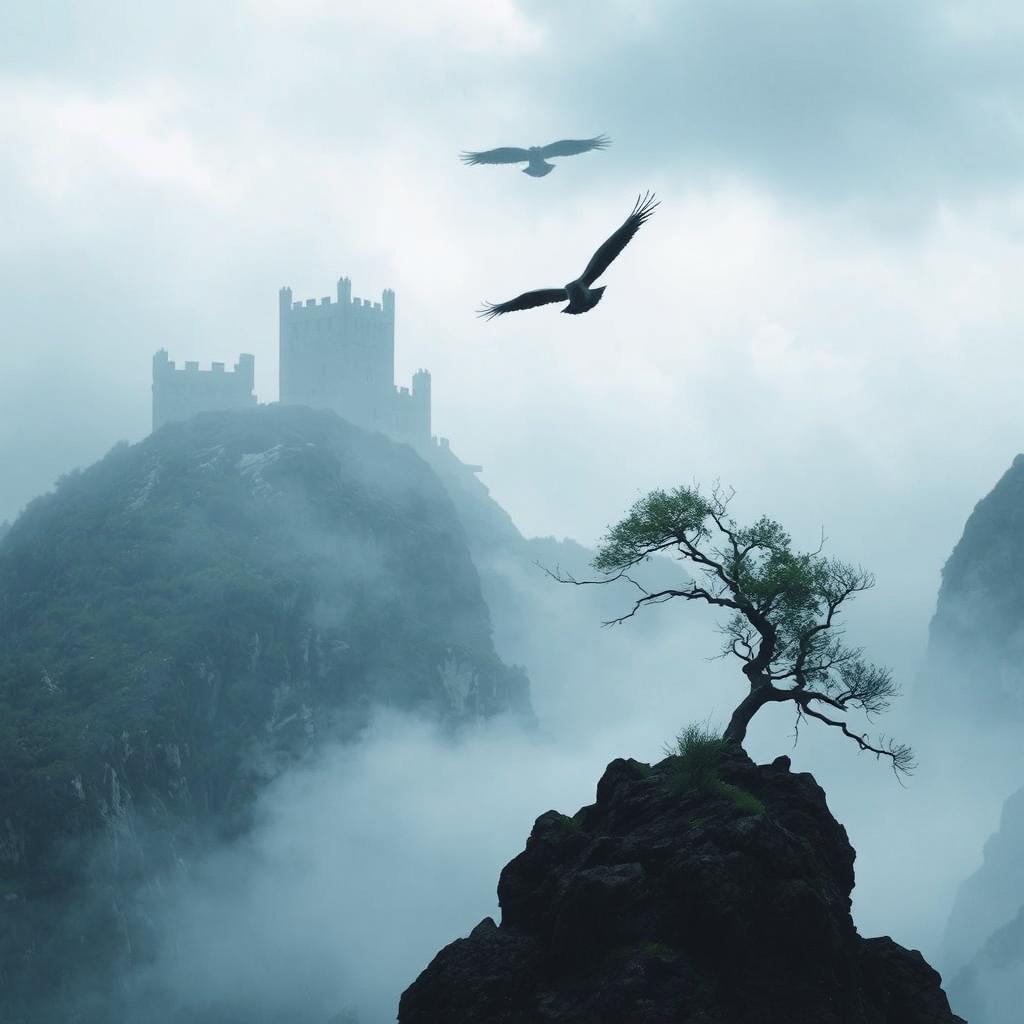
0;404;529;1022
400;749;962;1024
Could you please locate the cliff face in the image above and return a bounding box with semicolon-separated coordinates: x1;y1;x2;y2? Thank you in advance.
922;453;1024;721
941;783;1024;1023
919;453;1024;1021
0;405;529;1021
425;440;687;710
399;748;962;1024
941;783;1024;977
949;901;1024;1024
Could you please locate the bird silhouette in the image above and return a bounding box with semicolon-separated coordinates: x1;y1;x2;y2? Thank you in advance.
460;135;611;178
478;192;659;320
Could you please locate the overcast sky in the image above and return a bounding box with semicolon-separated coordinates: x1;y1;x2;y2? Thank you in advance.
4;0;1024;680
8;6;1024;1011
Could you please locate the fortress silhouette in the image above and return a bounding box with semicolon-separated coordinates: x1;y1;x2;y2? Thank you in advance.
152;276;432;449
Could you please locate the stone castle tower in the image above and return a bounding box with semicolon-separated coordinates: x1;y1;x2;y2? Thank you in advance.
151;276;432;448
151;350;257;432
278;276;431;445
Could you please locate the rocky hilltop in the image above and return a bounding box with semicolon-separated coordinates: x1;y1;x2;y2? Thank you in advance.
400;746;962;1024
0;404;528;1021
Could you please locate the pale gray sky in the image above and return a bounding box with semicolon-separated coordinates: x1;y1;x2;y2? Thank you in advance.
3;0;1024;676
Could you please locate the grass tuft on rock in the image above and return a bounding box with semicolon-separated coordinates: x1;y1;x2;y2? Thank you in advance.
663;722;765;815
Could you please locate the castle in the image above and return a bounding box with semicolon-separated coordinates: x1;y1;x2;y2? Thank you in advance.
152;350;257;432
151;276;432;447
279;278;430;444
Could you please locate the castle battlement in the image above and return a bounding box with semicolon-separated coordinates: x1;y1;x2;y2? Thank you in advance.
149;276;437;455
278;275;428;445
152;349;256;432
280;278;395;325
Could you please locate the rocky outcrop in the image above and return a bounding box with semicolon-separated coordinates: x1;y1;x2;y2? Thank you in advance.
400;749;962;1024
0;404;529;1022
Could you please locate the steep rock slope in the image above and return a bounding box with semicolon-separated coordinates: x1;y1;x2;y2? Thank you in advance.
400;748;962;1024
949;900;1024;1024
940;782;1024;1023
941;783;1024;978
922;453;1024;721
426;440;686;699
921;453;1024;1019
0;404;528;1021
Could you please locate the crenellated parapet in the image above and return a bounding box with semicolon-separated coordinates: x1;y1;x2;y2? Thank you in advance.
279;278;395;324
152;349;257;432
278;275;430;446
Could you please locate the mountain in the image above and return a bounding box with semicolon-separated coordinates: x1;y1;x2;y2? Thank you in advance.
426;437;689;712
399;744;962;1024
949;900;1024;1024
941;783;1024;978
939;781;1024;1023
921;453;1024;721
0;404;529;1022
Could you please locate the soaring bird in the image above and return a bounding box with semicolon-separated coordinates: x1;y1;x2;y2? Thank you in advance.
478;192;659;320
460;135;611;178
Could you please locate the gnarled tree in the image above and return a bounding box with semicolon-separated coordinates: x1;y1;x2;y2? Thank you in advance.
568;484;913;775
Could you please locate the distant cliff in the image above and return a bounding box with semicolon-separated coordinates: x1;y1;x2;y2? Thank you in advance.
426;438;686;706
942;783;1024;1023
921;453;1024;721
949;899;1024;1024
920;453;1024;1023
400;746;962;1024
0;405;528;1022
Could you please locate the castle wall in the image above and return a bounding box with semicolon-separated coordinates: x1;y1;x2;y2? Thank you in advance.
278;277;431;446
152;350;257;431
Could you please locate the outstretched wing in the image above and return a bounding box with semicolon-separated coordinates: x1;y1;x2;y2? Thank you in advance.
460;146;532;166
579;191;659;286
477;288;567;320
539;134;611;159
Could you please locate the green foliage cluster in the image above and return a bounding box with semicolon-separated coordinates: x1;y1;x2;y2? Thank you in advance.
590;483;913;775
595;487;872;690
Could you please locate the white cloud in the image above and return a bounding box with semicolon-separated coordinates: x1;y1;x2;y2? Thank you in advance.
0;79;222;212
246;0;545;53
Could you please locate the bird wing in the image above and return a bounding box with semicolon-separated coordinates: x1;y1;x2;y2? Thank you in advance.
460;146;532;166
477;288;568;320
579;191;660;286
539;135;611;159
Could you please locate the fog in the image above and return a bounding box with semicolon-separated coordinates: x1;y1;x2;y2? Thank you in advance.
5;1;1024;1020
103;589;1021;1021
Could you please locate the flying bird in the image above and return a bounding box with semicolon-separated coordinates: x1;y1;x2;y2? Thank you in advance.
478;192;660;320
460;135;611;178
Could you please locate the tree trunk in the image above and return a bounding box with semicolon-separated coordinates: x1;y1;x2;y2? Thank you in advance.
723;683;786;747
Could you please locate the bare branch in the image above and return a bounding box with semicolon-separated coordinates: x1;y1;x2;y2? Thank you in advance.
795;696;914;777
604;585;741;627
535;561;650;596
